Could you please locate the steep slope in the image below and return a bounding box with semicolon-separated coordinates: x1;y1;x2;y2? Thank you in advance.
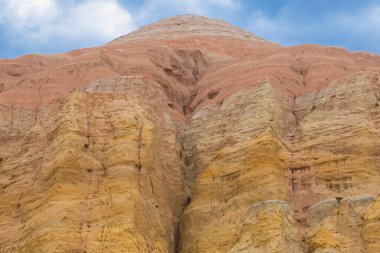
1;14;380;253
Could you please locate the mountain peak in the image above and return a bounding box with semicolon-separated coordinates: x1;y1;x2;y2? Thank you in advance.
112;14;266;43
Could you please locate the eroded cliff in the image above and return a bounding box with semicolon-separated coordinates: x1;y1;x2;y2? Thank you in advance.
1;14;380;253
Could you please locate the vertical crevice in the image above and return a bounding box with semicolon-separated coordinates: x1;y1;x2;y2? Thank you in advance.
10;104;14;126
34;83;42;122
149;174;155;196
174;220;181;253
136;120;143;172
135;116;143;197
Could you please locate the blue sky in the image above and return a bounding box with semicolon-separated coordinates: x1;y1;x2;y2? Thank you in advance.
0;0;380;58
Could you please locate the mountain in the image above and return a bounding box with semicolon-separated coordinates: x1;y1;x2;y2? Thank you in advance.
0;14;380;253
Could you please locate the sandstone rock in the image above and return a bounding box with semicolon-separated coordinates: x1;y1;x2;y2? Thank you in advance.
0;14;380;252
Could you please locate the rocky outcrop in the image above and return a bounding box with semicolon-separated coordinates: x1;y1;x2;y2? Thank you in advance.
179;74;380;252
1;14;380;252
0;76;188;252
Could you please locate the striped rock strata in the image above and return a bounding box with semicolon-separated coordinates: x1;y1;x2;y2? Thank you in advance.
1;14;380;253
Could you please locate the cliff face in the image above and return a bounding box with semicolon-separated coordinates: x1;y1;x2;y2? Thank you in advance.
0;14;380;253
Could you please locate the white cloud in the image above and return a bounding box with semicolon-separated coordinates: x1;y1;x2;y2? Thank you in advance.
248;10;301;45
334;5;380;35
0;0;242;55
250;11;282;36
0;0;59;34
0;0;135;48
59;0;134;41
247;4;380;52
1;1;379;56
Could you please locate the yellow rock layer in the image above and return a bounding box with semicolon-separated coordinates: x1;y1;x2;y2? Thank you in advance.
0;72;379;252
0;78;187;252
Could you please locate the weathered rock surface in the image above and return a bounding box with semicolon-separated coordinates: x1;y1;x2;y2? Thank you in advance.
1;14;380;252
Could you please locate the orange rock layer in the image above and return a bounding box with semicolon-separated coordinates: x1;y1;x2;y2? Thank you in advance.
1;14;380;252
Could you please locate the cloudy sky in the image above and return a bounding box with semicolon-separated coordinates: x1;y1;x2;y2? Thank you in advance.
0;0;379;58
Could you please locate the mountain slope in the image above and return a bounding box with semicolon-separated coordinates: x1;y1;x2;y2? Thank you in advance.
1;14;380;253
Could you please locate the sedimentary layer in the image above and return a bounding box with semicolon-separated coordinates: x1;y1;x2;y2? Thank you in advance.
1;14;380;253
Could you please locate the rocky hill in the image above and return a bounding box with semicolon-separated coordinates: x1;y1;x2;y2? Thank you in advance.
1;14;380;253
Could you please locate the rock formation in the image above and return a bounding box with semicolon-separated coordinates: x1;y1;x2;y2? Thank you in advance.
0;14;380;252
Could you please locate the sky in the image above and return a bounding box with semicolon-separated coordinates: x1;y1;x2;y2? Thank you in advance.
0;0;380;58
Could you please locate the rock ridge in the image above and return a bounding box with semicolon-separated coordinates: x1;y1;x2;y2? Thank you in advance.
112;14;267;43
